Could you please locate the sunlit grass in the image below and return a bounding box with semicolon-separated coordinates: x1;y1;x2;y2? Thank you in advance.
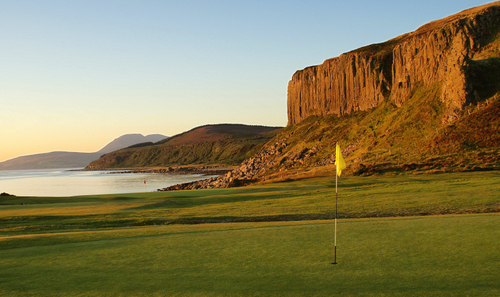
1;171;499;236
0;201;147;217
0;171;499;295
0;215;498;296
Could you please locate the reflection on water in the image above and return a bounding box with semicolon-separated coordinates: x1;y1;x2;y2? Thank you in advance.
0;168;215;197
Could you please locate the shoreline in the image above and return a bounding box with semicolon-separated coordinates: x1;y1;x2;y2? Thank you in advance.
1;167;226;197
83;165;234;176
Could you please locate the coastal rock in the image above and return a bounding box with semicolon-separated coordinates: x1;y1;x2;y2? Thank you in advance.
287;2;500;125
158;140;289;191
287;50;391;125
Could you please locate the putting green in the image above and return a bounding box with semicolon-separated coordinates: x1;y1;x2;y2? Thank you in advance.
1;214;498;296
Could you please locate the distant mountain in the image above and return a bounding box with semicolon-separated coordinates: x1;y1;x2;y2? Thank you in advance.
97;134;168;154
0;133;168;170
87;124;282;169
0;152;103;171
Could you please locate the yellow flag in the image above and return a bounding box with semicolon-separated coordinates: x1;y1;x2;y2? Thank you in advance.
335;143;346;177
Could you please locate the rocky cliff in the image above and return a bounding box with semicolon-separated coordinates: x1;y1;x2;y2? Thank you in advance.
160;2;500;191
287;1;500;125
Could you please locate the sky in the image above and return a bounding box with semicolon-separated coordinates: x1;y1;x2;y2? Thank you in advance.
0;0;494;162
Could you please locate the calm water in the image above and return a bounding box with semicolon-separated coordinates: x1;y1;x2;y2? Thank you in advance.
0;168;215;197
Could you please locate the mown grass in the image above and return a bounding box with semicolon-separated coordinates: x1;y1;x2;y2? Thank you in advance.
1;171;499;239
0;215;498;296
1;172;499;296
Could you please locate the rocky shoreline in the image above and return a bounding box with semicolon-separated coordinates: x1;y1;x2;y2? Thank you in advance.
130;166;232;176
158;140;289;191
84;166;232;176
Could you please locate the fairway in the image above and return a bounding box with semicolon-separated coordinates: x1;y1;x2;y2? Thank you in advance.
1;215;499;296
1;171;499;296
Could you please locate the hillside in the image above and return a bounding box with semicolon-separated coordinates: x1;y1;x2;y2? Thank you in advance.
161;2;500;191
86;124;282;169
0;133;167;170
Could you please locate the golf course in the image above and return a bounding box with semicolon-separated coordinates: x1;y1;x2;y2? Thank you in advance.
3;0;500;296
1;171;499;296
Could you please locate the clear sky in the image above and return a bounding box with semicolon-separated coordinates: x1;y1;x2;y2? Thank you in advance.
0;0;494;162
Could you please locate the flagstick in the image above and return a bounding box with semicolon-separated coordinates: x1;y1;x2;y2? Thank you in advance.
332;143;345;265
332;170;338;265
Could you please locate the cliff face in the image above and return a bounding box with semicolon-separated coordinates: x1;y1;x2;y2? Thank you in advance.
287;2;500;125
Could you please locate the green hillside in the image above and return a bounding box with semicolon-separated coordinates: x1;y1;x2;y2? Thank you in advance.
87;124;282;169
253;84;500;182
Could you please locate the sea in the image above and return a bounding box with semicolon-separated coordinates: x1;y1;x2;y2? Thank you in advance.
0;168;215;197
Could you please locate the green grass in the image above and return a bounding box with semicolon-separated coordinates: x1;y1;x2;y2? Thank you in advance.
0;215;498;296
1;171;499;237
1;172;499;296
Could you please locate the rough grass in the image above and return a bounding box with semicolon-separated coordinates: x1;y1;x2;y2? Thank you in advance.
260;80;500;180
88;125;282;169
